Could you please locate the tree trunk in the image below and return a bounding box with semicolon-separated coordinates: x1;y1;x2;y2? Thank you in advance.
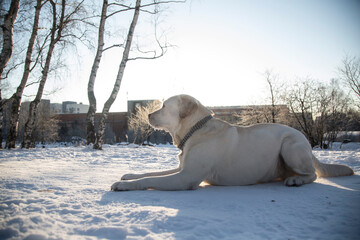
5;0;42;149
22;101;37;148
22;0;64;148
0;0;20;77
86;0;108;145
21;79;48;148
0;101;3;148
93;0;141;150
0;0;20;148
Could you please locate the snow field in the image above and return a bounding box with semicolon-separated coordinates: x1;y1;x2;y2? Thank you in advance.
0;143;359;239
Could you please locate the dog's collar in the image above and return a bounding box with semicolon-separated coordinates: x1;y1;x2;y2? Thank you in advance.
177;115;213;150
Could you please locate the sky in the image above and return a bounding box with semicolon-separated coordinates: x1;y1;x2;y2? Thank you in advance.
21;0;360;112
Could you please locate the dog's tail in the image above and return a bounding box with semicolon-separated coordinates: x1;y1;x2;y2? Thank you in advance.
312;154;354;177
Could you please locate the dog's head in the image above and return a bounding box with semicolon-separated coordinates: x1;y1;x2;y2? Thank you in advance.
148;95;212;133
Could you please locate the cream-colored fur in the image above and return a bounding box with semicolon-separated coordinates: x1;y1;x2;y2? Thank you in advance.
111;95;354;191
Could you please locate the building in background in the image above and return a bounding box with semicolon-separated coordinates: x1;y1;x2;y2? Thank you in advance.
57;112;128;144
62;101;77;113
64;102;89;114
2;99;359;145
50;103;62;114
50;101;89;114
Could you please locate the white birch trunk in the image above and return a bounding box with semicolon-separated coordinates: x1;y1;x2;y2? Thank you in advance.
5;0;42;149
94;0;141;150
86;0;108;145
22;0;65;148
0;0;20;77
0;0;20;148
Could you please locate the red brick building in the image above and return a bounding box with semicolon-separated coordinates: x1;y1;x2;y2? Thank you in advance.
57;112;128;143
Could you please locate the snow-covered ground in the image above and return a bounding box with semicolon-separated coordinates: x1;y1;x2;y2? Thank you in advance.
1;142;359;240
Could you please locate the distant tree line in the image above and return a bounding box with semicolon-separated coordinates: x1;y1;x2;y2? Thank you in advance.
236;62;360;149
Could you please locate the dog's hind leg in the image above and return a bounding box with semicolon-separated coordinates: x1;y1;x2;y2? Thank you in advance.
280;140;317;186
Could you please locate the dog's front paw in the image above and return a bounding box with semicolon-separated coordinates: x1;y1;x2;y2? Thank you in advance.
111;181;128;191
111;181;138;191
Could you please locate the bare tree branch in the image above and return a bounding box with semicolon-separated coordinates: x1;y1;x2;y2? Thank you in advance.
339;54;360;104
106;0;185;18
128;14;174;61
1;61;23;80
103;43;123;52
25;78;41;88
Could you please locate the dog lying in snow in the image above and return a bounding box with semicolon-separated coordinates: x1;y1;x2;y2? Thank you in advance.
111;95;354;191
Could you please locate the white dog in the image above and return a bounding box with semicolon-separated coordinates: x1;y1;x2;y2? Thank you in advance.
111;95;354;191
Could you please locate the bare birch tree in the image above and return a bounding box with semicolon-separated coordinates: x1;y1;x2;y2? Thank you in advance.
22;0;90;148
87;0;184;149
93;0;142;150
86;0;109;145
5;0;44;149
21;0;64;148
0;0;20;148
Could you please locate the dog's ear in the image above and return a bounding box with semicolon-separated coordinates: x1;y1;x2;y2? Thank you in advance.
179;96;198;119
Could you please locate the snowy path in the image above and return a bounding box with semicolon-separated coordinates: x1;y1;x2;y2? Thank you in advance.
0;143;359;240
